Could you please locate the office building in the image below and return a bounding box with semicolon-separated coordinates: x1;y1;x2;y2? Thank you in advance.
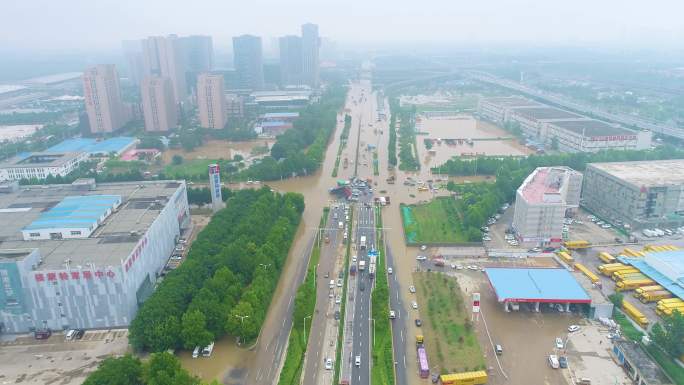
82;65;128;134
197;74;227;129
301;23;320;88
512;167;583;247
582;160;684;230
141;76;178;132
142;35;187;105
233;35;264;90
279;35;303;86
0;180;190;333
180;35;213;74
121;40;145;86
0;152;89;181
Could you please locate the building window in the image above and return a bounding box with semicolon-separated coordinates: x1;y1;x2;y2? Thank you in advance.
29;232;40;237
70;231;82;236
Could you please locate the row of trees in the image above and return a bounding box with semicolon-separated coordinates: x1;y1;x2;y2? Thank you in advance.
391;100;420;171
241;85;347;180
388;109;397;167
129;188;305;352
186;186;233;205
83;353;205;385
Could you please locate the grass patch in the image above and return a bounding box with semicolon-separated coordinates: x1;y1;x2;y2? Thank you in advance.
643;344;684;385
371;207;395;385
414;273;485;374
373;151;379;176
401;198;470;244
103;159;148;174
163;159;222;178
613;309;645;342
277;208;329;385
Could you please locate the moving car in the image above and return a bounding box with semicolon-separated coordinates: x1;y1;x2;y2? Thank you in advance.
325;358;333;370
495;344;503;355
387;267;393;274
415;319;422;327
335;295;341;304
355;355;361;367
389;310;396;319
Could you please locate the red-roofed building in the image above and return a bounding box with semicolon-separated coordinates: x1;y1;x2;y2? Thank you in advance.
512;167;583;247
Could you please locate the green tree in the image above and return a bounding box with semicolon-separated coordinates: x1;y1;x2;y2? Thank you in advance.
233;154;244;162
172;155;184;165
144;352;200;385
181;309;214;350
608;293;624;307
82;355;143;385
650;310;684;357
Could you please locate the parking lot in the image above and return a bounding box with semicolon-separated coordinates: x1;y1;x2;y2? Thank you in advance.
0;329;129;384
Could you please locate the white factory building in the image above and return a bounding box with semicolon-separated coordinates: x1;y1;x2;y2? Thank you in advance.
478;97;652;153
512;167;583;247
0;179;189;333
0;152;89;181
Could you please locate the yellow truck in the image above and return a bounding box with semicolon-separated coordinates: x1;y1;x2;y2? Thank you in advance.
613;272;647;282
556;251;574;264
611;268;641;280
622;300;649;328
639;290;672;303
598;252;616;263
574;263;600;284
657;305;684;317
635;285;665;296
657;298;684;306
564;240;590;249
440;371;488;385
598;263;628;276
616;279;655;291
622;248;642;257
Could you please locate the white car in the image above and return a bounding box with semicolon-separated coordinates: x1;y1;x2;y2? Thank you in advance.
355;355;361;367
416;255;427;261
601;224;612;229
455;264;463;270
409;285;416;293
420;245;428;251
387;267;393;274
335;295;341;304
325;358;333;370
568;325;580;333
411;301;418;309
555;337;564;349
352;256;357;263
389;310;396;319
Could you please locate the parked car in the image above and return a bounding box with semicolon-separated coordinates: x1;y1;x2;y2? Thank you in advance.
415;319;422;327
568;325;580;333
409;285;416;293
416;255;427;261
325;358;333;370
559;356;568;368
555;337;564;349
411;301;418;309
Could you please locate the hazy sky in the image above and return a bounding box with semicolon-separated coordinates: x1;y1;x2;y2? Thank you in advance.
2;0;684;51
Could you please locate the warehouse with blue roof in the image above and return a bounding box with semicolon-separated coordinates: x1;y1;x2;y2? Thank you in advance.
46;137;137;156
21;195;121;240
619;250;684;301
485;267;591;312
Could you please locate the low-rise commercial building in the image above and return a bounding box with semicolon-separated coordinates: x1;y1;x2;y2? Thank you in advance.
582;160;684;230
0;180;189;333
0;152;89;181
478;96;541;122
508;106;585;138
512;166;583;246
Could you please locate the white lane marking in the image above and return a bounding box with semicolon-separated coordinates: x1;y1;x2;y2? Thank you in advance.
401;330;404;342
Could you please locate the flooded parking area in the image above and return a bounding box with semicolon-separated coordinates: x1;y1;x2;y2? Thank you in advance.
415;116;532;171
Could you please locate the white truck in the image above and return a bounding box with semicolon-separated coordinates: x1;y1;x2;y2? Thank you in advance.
360;235;367;250
359;260;366;271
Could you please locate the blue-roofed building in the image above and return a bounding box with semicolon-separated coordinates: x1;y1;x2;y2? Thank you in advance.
485;267;591;312
261;112;300;121
619;250;684;301
21;195;121;240
46;137;138;156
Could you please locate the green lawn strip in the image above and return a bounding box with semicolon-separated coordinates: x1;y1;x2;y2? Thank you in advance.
373;151;379;176
612;309;644;342
400;199;469;244
414;273;485;374
163;159;223;178
333;208;353;384
643;344;684;385
277;208;329;385
371;207;395;385
332;115;351;177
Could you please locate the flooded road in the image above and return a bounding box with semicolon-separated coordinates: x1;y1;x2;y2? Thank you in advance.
179;77;547;385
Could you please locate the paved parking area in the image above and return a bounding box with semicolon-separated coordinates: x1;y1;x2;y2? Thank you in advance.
0;329;129;385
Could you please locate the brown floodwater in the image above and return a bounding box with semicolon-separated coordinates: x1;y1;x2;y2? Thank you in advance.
178;81;542;384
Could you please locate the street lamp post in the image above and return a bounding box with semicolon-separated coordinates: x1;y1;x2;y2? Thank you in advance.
234;314;249;345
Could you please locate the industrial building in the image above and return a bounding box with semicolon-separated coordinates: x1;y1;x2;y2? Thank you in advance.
251;90;311;110
0;152;89;181
582;160;684;230
545;120;651;153
612;339;674;385
512;166;583;247
0;179;190;333
485;268;591;312
620;250;684;301
46;137;138;157
478;96;651;153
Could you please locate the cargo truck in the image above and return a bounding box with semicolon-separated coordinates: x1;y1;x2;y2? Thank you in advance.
657;307;684;317
574;263;600;284
360;235;367;250
598;263;628;276
622;300;649;328
598;252;616;263
616;279;655;291
635;285;665;296
639;290;672;303
613;272;647;282
611;268;641;280
564;240;590;249
556;251;574;264
359;260;366;271
440;371;488;385
656;301;684;311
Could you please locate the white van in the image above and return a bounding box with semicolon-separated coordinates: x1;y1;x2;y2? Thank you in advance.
192;346;200;358
329;279;335;289
338;221;344;229
65;329;76;341
548;354;560;369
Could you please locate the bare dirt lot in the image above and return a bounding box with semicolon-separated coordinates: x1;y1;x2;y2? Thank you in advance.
0;329;129;385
